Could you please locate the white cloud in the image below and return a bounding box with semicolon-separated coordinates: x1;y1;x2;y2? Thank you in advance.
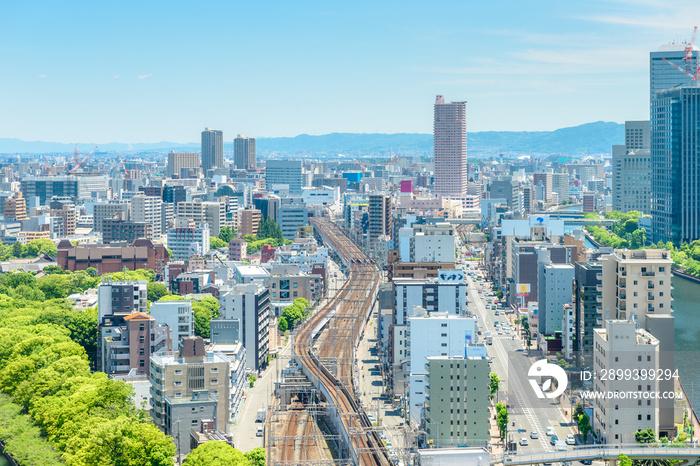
37;74;47;79
113;75;119;79
137;74;152;80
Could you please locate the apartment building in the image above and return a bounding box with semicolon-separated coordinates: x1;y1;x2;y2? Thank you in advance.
393;274;467;326
166;221;210;261
239;207;261;236
423;350;491;447
131;195;164;236
219;284;270;371
149;336;231;455
150;300;195;352
592;320;659;444
101;213;153;243
175;199;227;236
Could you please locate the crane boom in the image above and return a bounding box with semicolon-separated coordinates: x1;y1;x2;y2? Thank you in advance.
662;57;699;80
69;146;98;174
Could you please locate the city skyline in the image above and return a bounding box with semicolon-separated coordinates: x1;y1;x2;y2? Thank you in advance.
1;1;700;143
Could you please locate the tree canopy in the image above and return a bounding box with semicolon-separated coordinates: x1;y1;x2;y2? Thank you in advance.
184;441;249;466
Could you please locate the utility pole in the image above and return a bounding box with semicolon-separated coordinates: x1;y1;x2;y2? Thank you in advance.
175;418;182;465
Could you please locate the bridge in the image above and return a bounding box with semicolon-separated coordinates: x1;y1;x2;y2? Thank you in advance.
492;443;700;465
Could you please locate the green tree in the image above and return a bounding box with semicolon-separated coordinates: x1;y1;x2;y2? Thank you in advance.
11;241;23;258
43;265;69;275
635;428;656;444
578;413;592;443
148;282;171;302
278;317;288;333
184;441;248;466
281;304;303;330
244;446;266;466
218;226;235;244
496;402;508;439
210;237;227;249
618;453;633;466
85;267;98;278
489;373;500;400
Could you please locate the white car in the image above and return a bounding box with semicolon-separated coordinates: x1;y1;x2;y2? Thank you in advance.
530;431;539;439
546;426;554;436
519;437;529;446
566;434;576;445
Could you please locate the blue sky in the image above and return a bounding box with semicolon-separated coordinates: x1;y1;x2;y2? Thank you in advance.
1;0;698;143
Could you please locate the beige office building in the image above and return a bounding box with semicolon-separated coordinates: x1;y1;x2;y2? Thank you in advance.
167;151;200;178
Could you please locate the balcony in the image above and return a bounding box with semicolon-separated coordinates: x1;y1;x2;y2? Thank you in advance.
596;306;603;315
647;283;655;289
597;295;603;303
648;307;656;313
619;305;627;311
618;281;626;289
621;270;627;276
596;284;603;292
647;294;655;301
597;273;603;280
619;294;627;300
596;318;603;326
642;271;656;277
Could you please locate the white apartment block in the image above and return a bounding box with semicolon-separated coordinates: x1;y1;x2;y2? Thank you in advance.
398;222;456;263
131;195;164;236
176;200;227;236
150;300;194;352
166;222;210;261
219;283;270;371
592;319;659;444
393;276;467;326
405;311;477;424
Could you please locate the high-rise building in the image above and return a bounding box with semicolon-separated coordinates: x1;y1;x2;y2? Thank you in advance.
551;172;570;203
266;160;303;194
166;221;210;261
433;95;467;198
368;193;392;241
219;284;270;371
537;249;575;335
234;134;256;170
533;171;553;203
592;320;660;444
4;191;26;221
651;86;700;244
149;300;194;352
201;127;224;172
175;199;228;236
166;151;200;178
613;121;651;213
101;213;153;243
423;350;490;447
239;207;261;236
131;195;164;237
489;176;519;211
650;43;699;103
278;197;307;239
573;261;602;368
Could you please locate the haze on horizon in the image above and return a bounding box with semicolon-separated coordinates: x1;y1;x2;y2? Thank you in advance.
1;0;699;144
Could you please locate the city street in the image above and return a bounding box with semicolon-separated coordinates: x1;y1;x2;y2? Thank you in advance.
466;268;576;454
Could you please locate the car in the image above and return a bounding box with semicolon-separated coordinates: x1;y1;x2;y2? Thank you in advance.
478;290;483;294
495;311;500;316
477;330;482;335
546;427;554;436
550;434;559;446
497;330;503;335
530;431;539;439
580;460;593;465
256;425;264;437
519;438;529;446
566;434;576;445
492;305;497;310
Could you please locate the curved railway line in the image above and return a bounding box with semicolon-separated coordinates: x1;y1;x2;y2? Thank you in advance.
278;218;392;466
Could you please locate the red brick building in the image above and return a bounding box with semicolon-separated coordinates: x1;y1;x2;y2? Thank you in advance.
57;238;169;278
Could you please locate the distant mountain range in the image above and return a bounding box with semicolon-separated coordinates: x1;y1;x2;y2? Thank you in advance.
0;121;623;156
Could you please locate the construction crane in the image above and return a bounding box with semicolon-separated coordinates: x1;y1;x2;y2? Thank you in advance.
69;146;98;174
117;153;129;194
685;26;698;68
662;57;700;81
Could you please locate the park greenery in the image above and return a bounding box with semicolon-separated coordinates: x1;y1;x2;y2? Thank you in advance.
277;298;311;332
183;441;264;466
0;238;57;261
0;266;266;465
585;211;700;278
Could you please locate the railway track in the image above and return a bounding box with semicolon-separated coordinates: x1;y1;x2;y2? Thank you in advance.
280;218;391;466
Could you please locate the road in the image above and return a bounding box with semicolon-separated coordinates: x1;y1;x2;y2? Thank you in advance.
465;267;576;454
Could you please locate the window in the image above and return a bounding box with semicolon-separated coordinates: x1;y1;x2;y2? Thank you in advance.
293;291;298;297
139;360;145;367
659;267;665;272
174;381;182;387
211;367;218;373
272;283;276;288
615;419;619;425
191;419;198;426
175;370;182;375
175;392;182;398
647;415;651;421
211;379;218;385
139;324;145;331
139;336;145;343
638;414;642;420
293;282;298;288
647;356;651;362
140;348;145;356
638;355;642;361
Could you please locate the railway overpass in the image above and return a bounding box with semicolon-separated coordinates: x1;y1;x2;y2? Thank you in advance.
494;443;700;465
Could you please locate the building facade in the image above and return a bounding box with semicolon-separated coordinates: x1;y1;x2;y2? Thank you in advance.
219;284;270;371
167;151;200;178
433;95;467;198
201;127;224;172
234;134;256;170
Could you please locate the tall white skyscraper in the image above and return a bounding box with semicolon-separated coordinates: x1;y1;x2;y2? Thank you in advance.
201;127;224;172
433;95;467;198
